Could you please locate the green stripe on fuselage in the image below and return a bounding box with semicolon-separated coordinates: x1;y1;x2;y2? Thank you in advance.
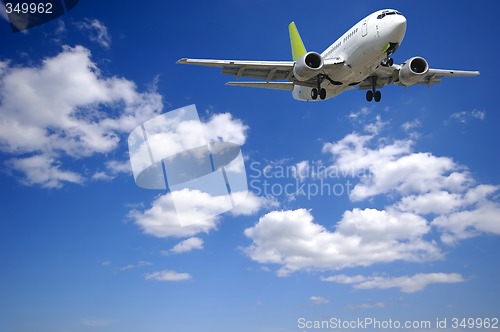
382;42;391;53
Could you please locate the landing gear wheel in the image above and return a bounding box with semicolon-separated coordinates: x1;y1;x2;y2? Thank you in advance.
311;88;318;100
319;88;326;100
366;90;373;102
374;90;381;102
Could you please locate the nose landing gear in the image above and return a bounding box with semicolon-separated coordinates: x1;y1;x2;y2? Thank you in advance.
381;42;399;67
381;57;394;67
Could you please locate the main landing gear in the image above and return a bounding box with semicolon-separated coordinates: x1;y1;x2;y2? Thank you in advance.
310;75;343;100
311;87;326;100
311;75;327;100
366;76;381;102
366;90;381;102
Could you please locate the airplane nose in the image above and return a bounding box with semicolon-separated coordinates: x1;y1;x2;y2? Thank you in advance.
389;15;407;42
394;15;407;35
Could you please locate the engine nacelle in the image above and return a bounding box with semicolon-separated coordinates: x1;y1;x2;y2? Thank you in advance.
398;56;429;86
293;51;324;81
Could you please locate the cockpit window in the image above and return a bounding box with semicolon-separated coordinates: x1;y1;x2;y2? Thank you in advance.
377;10;403;19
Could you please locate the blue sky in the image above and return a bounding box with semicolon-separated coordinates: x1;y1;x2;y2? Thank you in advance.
1;1;499;331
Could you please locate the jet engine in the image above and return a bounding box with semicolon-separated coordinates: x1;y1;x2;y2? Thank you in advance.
293;52;324;81
398;56;429;86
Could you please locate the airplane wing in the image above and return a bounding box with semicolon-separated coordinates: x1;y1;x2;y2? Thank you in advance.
177;58;295;82
177;57;345;88
358;63;480;90
177;22;346;92
226;81;294;90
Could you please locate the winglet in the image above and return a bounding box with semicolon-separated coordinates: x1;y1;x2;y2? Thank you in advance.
288;21;307;61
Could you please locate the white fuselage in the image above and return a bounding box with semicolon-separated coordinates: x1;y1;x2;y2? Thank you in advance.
292;9;407;100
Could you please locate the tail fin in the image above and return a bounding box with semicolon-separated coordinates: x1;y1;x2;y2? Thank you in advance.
288;21;307;61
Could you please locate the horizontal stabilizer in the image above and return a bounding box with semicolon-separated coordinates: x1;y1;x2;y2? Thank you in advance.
226;81;294;91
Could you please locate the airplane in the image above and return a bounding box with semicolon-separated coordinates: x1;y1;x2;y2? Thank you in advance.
177;9;479;102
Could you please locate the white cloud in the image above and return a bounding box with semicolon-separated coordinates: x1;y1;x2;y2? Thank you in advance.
397;184;499;216
169;237;204;254
321;273;465;293
92;160;132;181
402;119;421;132
105;160;131;174
6;155;84;189
293;160;310;182
244;121;500;277
230;191;278;216
129;190;221;238
363;114;387;135
91;171;113;181
145;270;192;282
396;191;464;215
448;109;486;123
204;112;248;145
432;192;500;245
244;208;441;276
320;128;500;246
309;296;329;305
118;260;152;272
129;189;271;238
323;133;468;201
347;106;370;121
347;302;385;310
76;19;112;48
122;107;256;225
0;45;163;187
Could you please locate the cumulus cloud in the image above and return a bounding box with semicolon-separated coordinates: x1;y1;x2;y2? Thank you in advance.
129;189;273;238
0;45;163;188
432;188;500;245
244;208;441;276
145;270;192;282
203;112;248;145
124;105;257;232
323;134;469;201
321;129;500;245
321;273;465;293
129;190;221;238
244;117;500;278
